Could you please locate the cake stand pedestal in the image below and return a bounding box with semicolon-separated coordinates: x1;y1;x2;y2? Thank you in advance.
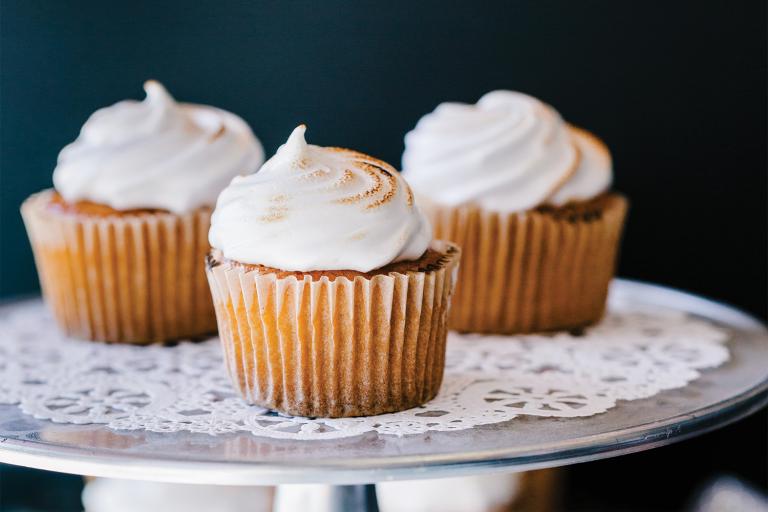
0;280;766;511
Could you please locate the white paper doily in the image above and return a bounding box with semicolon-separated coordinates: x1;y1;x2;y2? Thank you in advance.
0;296;729;441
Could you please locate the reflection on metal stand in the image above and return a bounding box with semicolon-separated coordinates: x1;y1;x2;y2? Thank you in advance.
274;483;379;512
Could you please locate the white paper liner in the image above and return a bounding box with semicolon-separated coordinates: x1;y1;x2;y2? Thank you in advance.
430;194;628;334
21;190;215;343
206;241;461;417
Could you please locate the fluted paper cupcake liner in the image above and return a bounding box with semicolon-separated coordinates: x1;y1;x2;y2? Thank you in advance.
21;190;216;344
206;241;461;418
430;194;628;334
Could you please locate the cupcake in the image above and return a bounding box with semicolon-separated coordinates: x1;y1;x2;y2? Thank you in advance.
206;125;460;417
403;90;628;334
21;81;263;343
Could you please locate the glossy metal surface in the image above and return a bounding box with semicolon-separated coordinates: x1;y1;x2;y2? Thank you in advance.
0;280;766;485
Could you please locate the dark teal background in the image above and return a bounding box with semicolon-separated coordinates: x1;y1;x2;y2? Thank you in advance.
0;1;765;511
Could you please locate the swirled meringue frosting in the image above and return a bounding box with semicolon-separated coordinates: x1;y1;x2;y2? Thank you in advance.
209;125;431;272
402;90;612;213
52;81;264;214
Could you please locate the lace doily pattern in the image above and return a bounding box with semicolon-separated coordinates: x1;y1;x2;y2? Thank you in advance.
0;298;729;440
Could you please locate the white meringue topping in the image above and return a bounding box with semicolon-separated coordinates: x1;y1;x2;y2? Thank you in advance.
402;90;612;212
53;81;264;213
209;125;431;272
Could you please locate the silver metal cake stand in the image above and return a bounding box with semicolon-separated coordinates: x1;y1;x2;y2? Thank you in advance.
0;280;766;511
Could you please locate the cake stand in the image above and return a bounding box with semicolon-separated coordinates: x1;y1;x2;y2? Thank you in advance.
0;280;766;511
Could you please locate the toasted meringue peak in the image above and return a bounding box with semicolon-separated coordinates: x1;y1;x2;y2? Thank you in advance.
402;90;612;212
209;125;431;272
281;124;308;160
143;80;172;103
53;81;264;213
